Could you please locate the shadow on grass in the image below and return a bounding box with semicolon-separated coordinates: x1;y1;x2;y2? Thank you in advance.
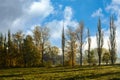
0;72;31;78
0;74;23;77
37;66;113;74
64;72;120;80
0;66;113;78
110;78;120;80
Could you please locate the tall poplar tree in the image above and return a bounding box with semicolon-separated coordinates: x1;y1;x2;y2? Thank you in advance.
87;28;91;65
62;25;65;66
109;16;116;65
76;21;84;66
96;18;104;66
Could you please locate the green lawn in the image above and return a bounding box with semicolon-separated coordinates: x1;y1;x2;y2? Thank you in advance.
0;65;120;80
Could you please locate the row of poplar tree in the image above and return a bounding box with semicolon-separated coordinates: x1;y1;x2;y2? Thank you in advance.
0;16;117;68
61;16;116;66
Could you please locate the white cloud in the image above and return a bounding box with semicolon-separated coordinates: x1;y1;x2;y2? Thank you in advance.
20;0;53;28
46;6;78;39
64;6;73;21
6;2;77;48
91;8;108;25
105;0;120;57
25;30;33;36
47;20;63;39
84;36;109;51
28;0;54;18
88;0;120;58
47;20;78;39
0;0;27;33
91;8;104;17
45;6;78;47
59;4;63;10
113;0;120;4
0;0;54;33
59;48;62;55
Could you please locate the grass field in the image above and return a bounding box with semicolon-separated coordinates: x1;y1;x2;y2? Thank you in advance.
0;65;120;80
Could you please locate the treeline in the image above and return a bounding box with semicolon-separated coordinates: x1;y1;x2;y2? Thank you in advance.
0;16;117;68
0;27;60;68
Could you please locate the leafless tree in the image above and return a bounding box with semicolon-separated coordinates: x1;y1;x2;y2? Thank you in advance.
96;18;104;66
87;28;91;65
33;26;42;47
66;27;77;67
33;26;50;64
109;16;116;65
41;27;50;64
76;21;84;66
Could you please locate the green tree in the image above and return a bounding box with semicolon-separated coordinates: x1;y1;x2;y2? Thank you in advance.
23;35;40;67
84;49;97;65
7;30;13;67
12;31;24;67
12;31;24;53
43;45;59;66
102;52;110;65
50;46;59;65
3;34;7;67
0;33;6;67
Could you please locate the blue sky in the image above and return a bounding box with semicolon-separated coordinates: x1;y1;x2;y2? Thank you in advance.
0;0;120;56
50;0;111;32
43;0;112;38
44;0;112;47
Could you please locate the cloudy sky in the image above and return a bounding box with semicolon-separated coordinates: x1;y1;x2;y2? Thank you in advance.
0;0;120;56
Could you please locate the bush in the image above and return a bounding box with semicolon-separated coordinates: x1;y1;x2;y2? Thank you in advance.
44;61;52;68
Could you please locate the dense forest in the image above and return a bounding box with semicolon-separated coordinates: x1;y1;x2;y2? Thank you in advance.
0;16;117;68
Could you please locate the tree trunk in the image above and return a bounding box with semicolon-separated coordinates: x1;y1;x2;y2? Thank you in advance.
41;43;44;65
80;48;82;66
